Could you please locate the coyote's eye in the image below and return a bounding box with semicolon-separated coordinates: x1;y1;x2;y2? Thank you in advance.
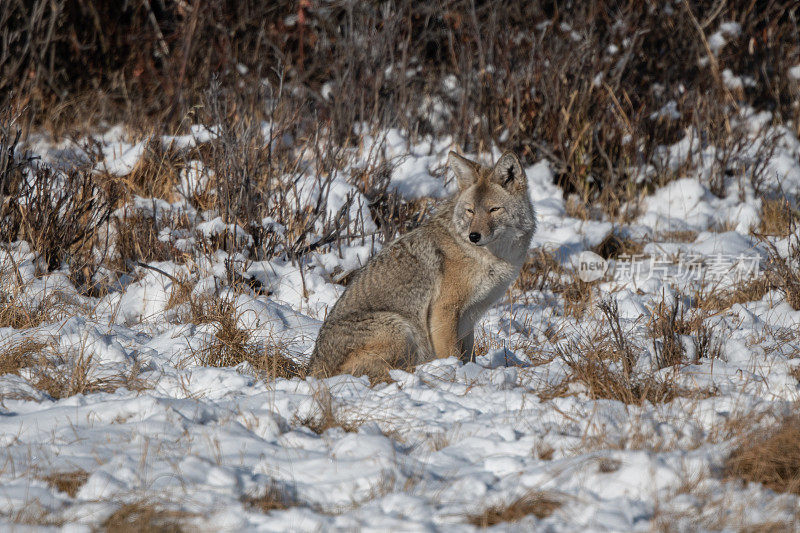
489;206;503;213
465;207;474;214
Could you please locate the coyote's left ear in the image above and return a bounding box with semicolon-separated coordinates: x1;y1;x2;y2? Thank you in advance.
493;151;526;191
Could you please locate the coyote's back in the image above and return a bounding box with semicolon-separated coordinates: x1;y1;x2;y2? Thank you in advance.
308;151;536;382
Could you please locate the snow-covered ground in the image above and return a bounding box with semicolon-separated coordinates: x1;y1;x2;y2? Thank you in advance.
1;110;800;531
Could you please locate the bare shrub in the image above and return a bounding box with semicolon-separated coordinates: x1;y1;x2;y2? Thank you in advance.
467;490;561;527
0;158;114;272
5;1;798;209
112;210;189;269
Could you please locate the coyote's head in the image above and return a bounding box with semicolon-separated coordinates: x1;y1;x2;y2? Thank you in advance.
448;151;536;252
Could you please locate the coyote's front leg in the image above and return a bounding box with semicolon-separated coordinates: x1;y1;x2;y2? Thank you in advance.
460;329;475;363
429;302;460;360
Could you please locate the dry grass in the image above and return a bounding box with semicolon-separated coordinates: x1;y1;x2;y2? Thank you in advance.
552;338;695;405
101;501;193;533
118;139;186;202
467;490;561;527
514;250;564;293
40;470;89;498
724;414;800;495
757;233;800;310
648;293;725;367
557;276;595;320
654;230;699;243
548;299;715;405
650;459;800;532
31;354;148;400
739;522;799;533
647;298;687;369
0;337;150;400
242;481;296;514
513;250;595;318
112;211;189;270
698;276;773;310
293;386;362;435
0;290;89;329
471;333;506;360
0;338;47;375
189;295;300;379
759;197;797;237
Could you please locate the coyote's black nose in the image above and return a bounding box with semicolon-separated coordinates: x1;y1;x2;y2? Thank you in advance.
469;232;481;243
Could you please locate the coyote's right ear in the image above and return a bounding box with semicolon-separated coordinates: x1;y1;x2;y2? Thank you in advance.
448;151;479;191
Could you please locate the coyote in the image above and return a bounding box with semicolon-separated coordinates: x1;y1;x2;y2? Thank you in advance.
308;151;536;382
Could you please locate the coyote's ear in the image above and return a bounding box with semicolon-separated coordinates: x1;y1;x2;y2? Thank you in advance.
448;151;479;191
493;151;525;191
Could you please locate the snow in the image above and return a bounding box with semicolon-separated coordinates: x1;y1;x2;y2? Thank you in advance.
708;22;741;55
3;110;800;530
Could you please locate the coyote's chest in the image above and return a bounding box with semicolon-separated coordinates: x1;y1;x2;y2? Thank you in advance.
443;250;518;337
465;257;516;313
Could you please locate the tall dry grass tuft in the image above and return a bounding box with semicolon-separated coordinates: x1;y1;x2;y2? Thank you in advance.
551;298;714;405
112;210;190;270
724;414;800;495
101;501;192;533
759;197;798;237
31;351;148;400
554;337;688;405
513;249;595;318
40;471;89;498
648;298;687;369
0;338;48;376
467;490;561;527
756;231;800;311
0;336;149;400
189;294;300;379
